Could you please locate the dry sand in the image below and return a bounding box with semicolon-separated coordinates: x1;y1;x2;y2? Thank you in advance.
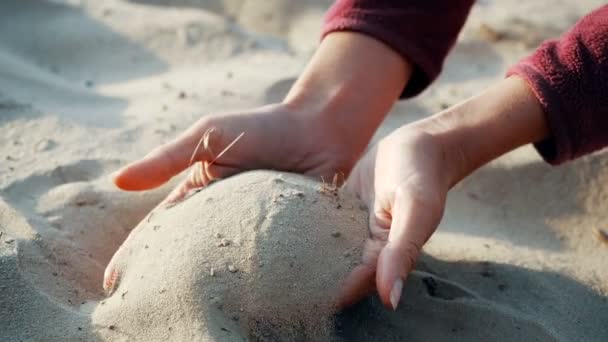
1;0;608;341
96;170;368;341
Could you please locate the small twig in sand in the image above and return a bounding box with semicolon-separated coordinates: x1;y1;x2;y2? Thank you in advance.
208;131;245;168
189;128;245;188
319;172;344;197
217;238;231;247
163;128;246;209
189;128;245;168
189;127;216;167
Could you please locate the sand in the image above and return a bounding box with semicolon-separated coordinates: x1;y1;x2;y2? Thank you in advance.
96;171;368;341
1;0;608;341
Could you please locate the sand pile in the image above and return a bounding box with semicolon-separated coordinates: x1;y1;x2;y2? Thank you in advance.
94;170;368;341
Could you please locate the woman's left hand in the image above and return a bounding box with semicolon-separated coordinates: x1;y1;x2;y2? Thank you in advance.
342;126;451;310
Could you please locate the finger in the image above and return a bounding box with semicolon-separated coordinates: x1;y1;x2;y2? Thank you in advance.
162;161;243;206
338;208;389;308
375;186;441;310
103;209;153;294
204;161;242;181
113;124;225;191
343;149;376;204
162;162;208;206
103;240;131;295
338;236;384;308
105;179;175;292
338;263;376;308
162;173;199;206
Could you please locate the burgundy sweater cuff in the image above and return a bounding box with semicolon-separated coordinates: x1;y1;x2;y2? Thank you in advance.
507;5;608;165
322;0;474;98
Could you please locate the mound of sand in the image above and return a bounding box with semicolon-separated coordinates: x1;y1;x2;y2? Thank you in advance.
94;170;368;341
2;160;607;342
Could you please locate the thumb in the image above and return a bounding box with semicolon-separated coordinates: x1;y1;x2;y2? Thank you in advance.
375;185;443;310
113;124;225;191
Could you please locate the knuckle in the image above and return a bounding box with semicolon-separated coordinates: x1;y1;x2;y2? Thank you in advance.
197;119;223;147
191;116;214;136
362;238;385;265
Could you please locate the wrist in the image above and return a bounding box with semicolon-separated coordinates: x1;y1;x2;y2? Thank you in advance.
412;76;548;188
282;31;412;171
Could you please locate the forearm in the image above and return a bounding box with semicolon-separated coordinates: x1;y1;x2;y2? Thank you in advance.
507;5;608;164
414;76;549;188
323;0;474;97
284;32;412;161
419;5;608;188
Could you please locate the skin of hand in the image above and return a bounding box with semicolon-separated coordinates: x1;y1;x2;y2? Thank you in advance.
341;76;549;310
112;32;410;199
103;32;411;293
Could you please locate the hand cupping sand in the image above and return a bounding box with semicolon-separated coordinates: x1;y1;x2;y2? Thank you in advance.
94;170;369;341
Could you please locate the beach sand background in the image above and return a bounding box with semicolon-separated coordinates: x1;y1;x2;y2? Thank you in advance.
1;0;607;341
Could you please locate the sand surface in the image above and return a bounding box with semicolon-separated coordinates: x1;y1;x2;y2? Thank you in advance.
1;0;607;341
97;170;368;341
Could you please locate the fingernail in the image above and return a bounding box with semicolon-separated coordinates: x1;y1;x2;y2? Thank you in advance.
103;266;120;296
390;278;403;310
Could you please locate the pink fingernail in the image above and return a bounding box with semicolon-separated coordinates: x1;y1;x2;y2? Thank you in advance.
103;266;120;296
389;278;403;310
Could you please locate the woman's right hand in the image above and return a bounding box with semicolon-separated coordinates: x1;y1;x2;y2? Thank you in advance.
342;127;451;310
342;76;550;310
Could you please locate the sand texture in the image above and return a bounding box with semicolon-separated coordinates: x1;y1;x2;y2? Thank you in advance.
96;171;368;341
1;0;608;341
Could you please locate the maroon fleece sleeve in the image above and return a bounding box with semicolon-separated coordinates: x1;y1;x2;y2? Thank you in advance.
507;5;608;165
322;0;474;98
